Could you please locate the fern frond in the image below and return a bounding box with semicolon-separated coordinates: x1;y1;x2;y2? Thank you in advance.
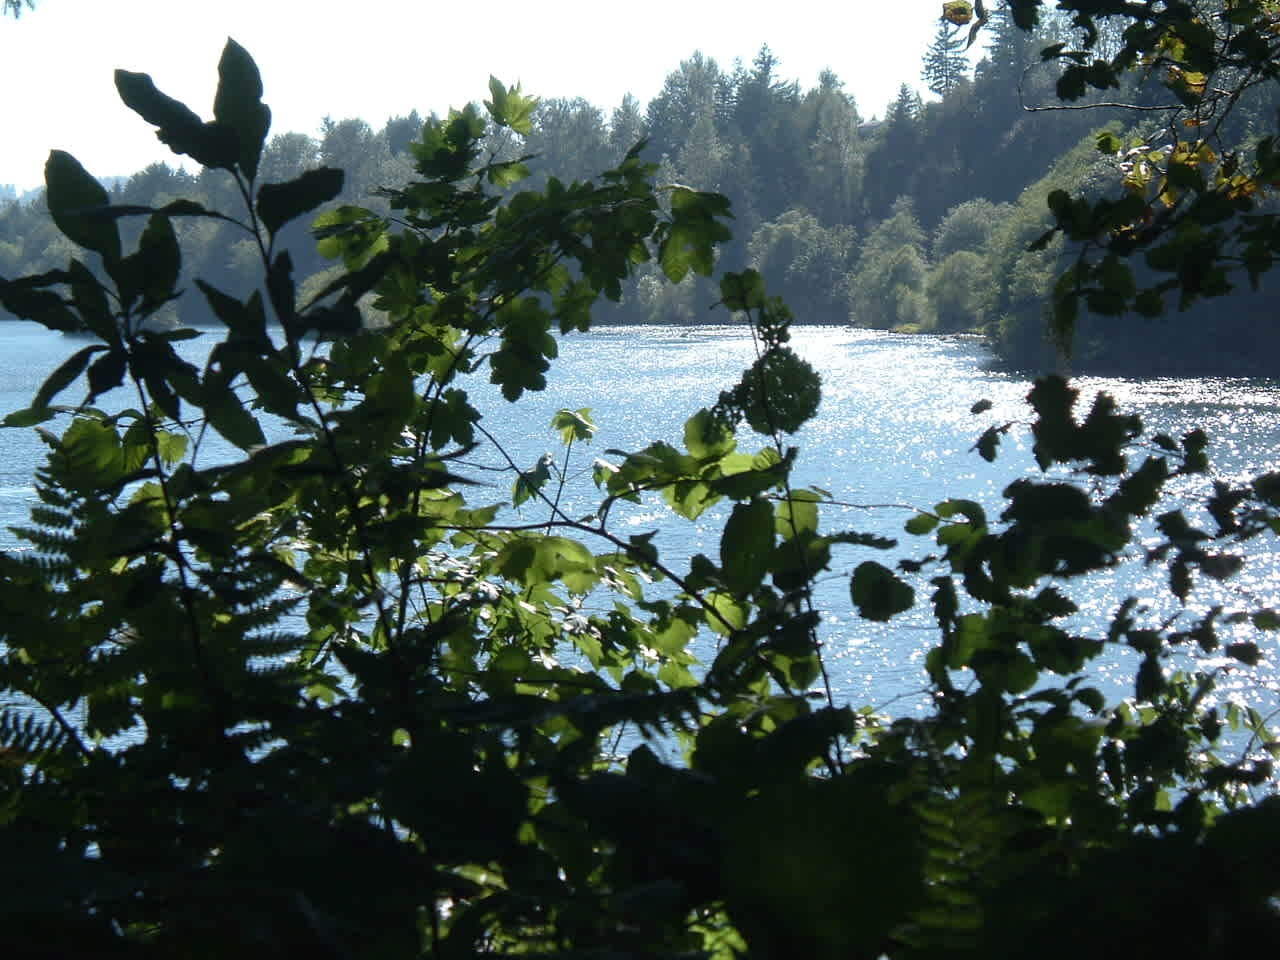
26;505;76;530
8;548;78;583
0;708;68;760
31;480;76;509
237;630;309;659
10;525;77;554
895;791;1006;953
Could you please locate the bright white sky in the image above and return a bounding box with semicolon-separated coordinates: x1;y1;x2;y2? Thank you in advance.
1;0;978;192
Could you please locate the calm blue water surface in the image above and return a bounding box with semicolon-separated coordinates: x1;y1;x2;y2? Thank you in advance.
3;320;1279;719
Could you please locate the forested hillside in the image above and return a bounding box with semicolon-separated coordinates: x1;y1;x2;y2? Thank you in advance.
2;10;1278;366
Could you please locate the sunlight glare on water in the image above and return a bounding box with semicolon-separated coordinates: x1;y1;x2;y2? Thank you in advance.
2;321;1279;717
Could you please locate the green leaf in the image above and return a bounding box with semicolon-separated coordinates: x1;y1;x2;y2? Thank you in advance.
552;408;595;445
60;416;127;488
1076;687;1106;713
0;278;81;332
973;425;1002;462
3;406;60;427
684;408;734;460
1056;66;1088;101
490;296;556;401
197;281;269;346
1096;130;1123;155
33;344;106;408
297;302;363;340
257;167;344;235
1136;655;1165;701
266;251;297;329
512;453;553;508
711;448;789;500
1226;642;1262;666
850;561;915;622
485;75;509;123
484;77;538;134
776;488;821;538
722;774;923;958
114;69;237;170
1134;289;1164;317
44;151;120;263
313;205;386;264
64;259;117;341
720;498;775;595
664;477;721;521
720;269;768;311
905;512;939;536
86;349;127;402
660;187;733;282
705;591;748;636
203;368;265;449
115;213;181;311
1253;610;1280;631
495;536;597;593
213;38;272;180
410;107;485;181
486;158;531;188
935;498;986;527
973;648;1038;694
154;429;188;466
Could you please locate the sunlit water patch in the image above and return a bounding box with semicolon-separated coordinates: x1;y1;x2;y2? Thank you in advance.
2;322;1278;727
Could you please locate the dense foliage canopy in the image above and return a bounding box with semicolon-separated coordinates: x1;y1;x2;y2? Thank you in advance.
1;6;1280;957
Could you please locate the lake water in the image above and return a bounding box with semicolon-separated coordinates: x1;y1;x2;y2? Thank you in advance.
3;320;1279;718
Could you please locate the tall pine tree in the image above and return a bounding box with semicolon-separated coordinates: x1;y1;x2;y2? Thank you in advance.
922;23;969;96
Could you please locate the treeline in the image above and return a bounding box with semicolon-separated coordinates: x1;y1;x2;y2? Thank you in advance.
0;117;421;330
3;10;1278;374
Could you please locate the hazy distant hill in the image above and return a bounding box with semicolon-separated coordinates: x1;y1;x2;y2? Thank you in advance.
0;176;129;207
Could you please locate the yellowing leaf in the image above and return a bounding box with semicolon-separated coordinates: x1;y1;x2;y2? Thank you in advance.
942;1;973;26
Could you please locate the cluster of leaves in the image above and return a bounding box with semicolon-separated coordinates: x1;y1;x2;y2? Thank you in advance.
1;36;1279;958
995;0;1280;345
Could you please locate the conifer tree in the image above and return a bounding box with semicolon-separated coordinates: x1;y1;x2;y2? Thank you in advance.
922;22;969;96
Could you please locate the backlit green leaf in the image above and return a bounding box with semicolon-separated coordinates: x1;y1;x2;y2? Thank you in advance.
684;408;734;461
484;77;538;134
720;269;768;311
721;497;774;594
706;591;748;636
905;512;939;536
552;408;596;445
2;406;59;428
